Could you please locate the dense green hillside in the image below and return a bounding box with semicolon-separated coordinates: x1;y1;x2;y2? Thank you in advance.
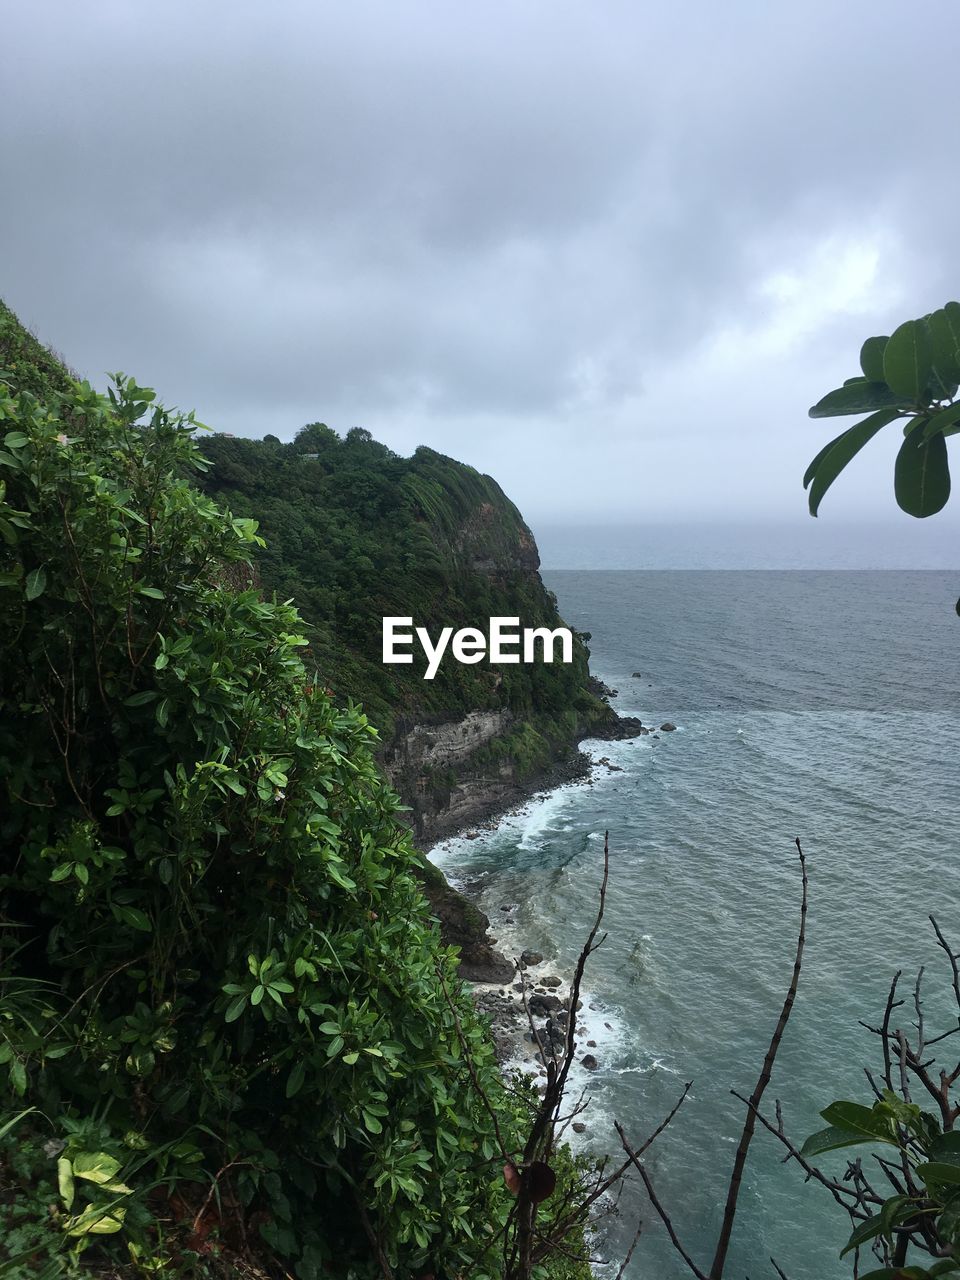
196;427;616;776
0;301;591;1278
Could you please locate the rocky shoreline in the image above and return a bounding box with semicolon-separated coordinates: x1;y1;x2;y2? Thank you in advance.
417;700;679;1090
423;732;653;1097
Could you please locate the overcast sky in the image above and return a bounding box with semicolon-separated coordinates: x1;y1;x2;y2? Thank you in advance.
5;0;960;544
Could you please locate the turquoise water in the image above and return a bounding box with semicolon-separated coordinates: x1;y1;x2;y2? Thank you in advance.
430;571;960;1279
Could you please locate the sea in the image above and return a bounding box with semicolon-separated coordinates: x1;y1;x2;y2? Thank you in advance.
428;521;960;1280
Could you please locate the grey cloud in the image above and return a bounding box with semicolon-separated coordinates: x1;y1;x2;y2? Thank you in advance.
3;0;960;522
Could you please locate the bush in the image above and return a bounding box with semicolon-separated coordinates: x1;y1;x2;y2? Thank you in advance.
0;366;517;1277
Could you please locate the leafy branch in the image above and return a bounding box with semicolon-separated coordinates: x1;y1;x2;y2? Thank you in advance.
805;303;960;519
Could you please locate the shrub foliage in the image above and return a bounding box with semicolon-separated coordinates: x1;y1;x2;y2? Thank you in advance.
0;342;521;1276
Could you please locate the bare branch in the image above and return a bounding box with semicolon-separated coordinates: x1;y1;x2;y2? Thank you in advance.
616;1120;710;1280
930;916;960;1023
709;837;808;1280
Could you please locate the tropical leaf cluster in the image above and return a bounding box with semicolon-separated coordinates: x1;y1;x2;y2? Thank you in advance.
805;303;960;518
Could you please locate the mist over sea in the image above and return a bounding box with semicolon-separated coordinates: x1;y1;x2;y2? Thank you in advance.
430;524;960;1279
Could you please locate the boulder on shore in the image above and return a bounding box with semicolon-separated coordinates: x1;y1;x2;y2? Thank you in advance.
529;993;563;1016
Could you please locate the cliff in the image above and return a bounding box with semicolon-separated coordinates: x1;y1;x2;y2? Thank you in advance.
196;427;626;840
0;301;633;980
195;427;638;978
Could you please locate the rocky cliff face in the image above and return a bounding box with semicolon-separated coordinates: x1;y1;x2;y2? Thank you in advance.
384;709;514;841
383;709;594;844
194;426;627;974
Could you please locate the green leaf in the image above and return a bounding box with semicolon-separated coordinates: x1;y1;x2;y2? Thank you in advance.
286;1060;306;1098
57;1157;75;1209
0;1108;34;1140
883;318;933;402
326;863;357;891
64;1205;127;1236
809;380;911;419
114;904;151;932
3;431;29;449
803;432;845;490
798;1123;875;1158
918;1161;960;1186
73;1151;121;1185
857;1270;936;1280
224;995;247;1023
928;1131;960;1163
137;585;165;599
819;1101;898;1144
124;689;159;706
840;1211;886;1258
343;1050;360;1065
9;1058;26;1096
363;1110;383;1134
125;1048;155;1076
921;400;960;440
879;1193;915;1235
860;336;889;381
928;307;960;383
806;409;900;516
895;426;951;517
24;567;46;600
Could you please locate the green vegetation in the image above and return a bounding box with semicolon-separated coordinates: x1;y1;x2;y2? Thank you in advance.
0;303;592;1278
805;301;960;519
801;303;960;1277
195;426;614;760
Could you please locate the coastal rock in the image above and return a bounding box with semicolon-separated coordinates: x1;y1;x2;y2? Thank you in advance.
631;672;643;679
520;949;543;967
415;856;514;984
541;976;562;988
459;955;514;984
660;722;677;732
529;993;563;1016
581;1054;599;1071
594;715;644;740
573;1122;587;1133
545;1019;566;1046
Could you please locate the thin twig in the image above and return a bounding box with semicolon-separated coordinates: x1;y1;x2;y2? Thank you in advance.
616;1122;709;1280
709;837;808;1280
